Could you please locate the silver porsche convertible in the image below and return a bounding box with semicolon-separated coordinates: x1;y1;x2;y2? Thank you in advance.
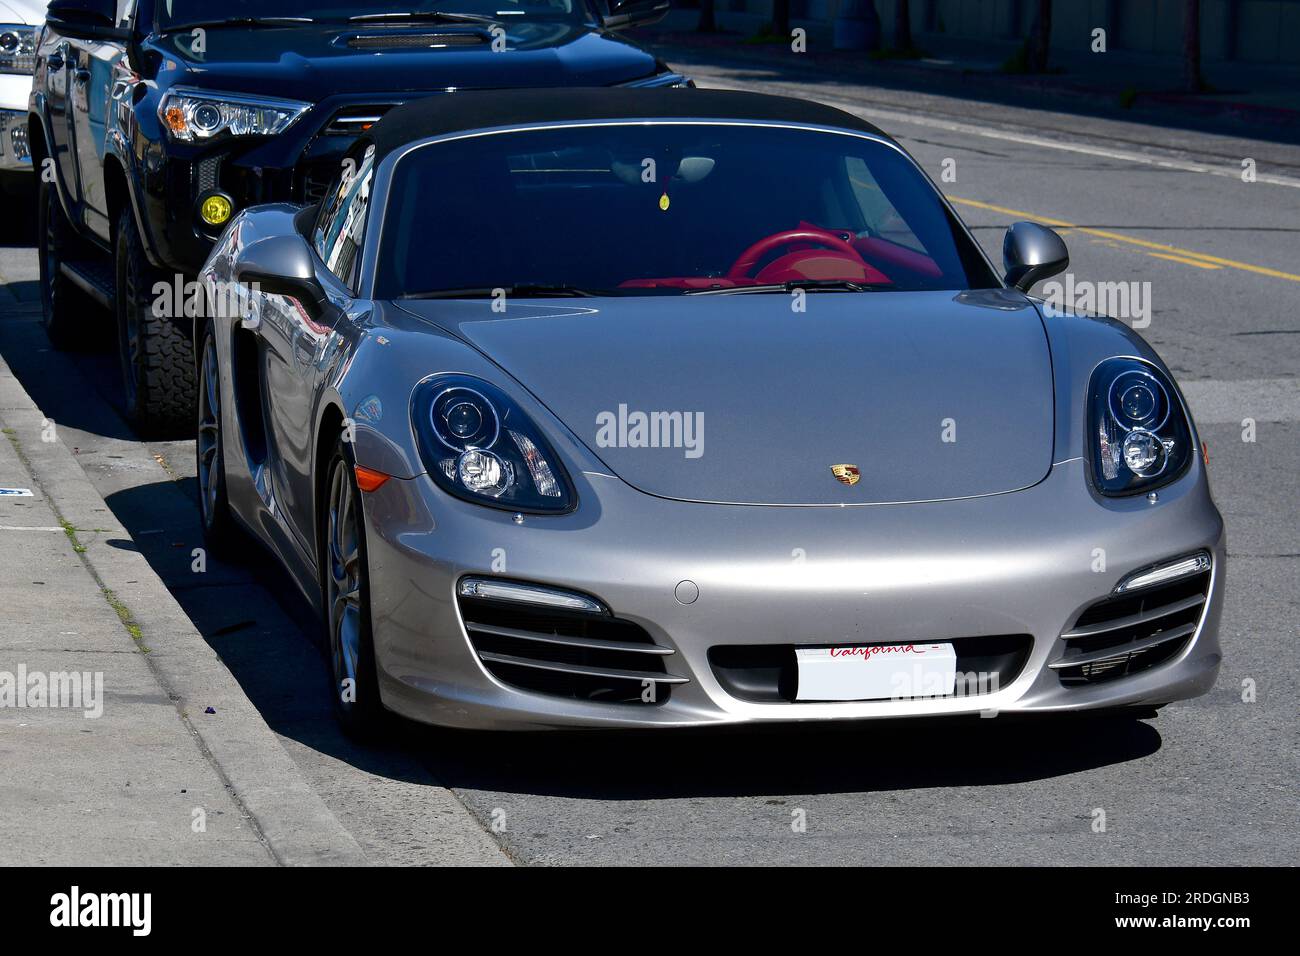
196;88;1224;734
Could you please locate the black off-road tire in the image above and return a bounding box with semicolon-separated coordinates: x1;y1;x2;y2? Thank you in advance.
114;206;196;437
38;179;102;351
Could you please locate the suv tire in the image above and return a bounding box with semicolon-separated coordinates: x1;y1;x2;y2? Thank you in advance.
114;206;196;437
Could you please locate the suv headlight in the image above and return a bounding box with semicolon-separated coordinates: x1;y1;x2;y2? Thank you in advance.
0;25;36;75
412;375;575;514
158;89;310;143
1088;357;1194;496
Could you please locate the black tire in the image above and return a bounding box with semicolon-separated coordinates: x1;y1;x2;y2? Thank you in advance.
321;438;386;738
38;178;101;351
195;321;241;554
114;206;196;437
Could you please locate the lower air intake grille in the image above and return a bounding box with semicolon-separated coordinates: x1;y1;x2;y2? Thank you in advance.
1054;567;1210;685
458;587;683;705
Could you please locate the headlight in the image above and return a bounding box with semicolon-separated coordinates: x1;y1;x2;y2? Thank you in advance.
413;375;575;514
158;89;310;143
1088;357;1193;496
0;25;36;75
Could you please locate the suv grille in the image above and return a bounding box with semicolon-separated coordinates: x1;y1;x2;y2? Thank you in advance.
458;589;684;705
1053;566;1210;685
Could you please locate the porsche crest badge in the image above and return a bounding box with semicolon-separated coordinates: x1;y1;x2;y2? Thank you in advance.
831;464;861;486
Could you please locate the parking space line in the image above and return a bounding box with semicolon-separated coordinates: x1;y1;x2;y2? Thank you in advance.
1147;252;1222;269
948;196;1300;283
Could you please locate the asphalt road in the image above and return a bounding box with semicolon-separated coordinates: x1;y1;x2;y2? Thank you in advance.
0;57;1295;865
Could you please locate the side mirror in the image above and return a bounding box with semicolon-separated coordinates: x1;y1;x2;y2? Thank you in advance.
1003;221;1069;292
46;0;132;42
602;0;671;30
234;234;330;318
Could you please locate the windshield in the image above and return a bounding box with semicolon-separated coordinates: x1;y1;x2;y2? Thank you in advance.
376;123;999;299
156;0;587;29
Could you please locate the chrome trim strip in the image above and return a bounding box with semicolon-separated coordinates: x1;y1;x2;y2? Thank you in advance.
1049;622;1197;670
478;650;689;684
467;621;674;655
1061;592;1207;640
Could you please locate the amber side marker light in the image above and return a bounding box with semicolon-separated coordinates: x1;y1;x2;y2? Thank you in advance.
1202;441;1210;467
354;466;391;493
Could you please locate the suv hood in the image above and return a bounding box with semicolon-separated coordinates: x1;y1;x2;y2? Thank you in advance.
397;290;1056;506
149;23;661;96
0;0;43;25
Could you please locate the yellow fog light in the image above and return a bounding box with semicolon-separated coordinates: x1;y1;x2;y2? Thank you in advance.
198;192;234;228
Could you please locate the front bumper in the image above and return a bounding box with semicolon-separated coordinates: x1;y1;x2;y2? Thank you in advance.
0;108;31;173
363;457;1224;730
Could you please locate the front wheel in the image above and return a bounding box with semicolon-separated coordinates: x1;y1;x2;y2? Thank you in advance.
322;439;385;737
195;322;240;553
114;207;196;437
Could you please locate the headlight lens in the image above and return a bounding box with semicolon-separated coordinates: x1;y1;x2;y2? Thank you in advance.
0;25;36;75
158;89;310;143
413;375;574;513
1089;358;1193;495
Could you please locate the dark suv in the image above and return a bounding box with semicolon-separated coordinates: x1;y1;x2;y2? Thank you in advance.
29;0;681;433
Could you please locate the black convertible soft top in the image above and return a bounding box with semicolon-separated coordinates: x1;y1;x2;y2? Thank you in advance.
362;87;889;161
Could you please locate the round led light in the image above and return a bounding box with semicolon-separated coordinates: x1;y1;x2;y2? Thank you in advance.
192;103;223;133
457;448;511;497
1108;369;1169;432
445;400;483;440
198;193;234;227
1119;383;1155;422
430;386;499;451
1122;429;1166;476
0;32;18;53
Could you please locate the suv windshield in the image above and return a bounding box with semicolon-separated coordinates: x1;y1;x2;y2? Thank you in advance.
156;0;587;29
376;123;998;299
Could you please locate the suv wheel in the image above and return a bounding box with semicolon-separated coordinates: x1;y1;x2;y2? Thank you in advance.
38;179;100;351
114;207;196;437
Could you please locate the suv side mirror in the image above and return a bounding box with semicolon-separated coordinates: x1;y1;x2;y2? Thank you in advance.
235;234;331;318
1002;221;1069;292
601;0;671;30
46;0;132;42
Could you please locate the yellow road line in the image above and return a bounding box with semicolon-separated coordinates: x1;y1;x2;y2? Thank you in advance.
1148;252;1222;269
949;196;1300;283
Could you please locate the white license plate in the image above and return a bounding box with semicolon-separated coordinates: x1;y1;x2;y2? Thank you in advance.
795;643;957;701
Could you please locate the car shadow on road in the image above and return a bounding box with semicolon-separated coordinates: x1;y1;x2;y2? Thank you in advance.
408;714;1162;799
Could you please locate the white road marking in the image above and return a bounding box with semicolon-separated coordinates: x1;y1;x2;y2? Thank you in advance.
690;71;1300;189
1179;378;1300;424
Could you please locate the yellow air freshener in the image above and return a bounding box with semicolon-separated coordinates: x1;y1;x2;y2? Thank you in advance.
659;192;670;211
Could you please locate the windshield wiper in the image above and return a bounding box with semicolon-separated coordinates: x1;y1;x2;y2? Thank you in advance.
163;17;316;32
684;279;887;296
402;284;597;299
347;11;501;25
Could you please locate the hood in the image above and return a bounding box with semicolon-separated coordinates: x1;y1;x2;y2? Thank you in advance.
148;23;660;98
397;290;1056;506
0;0;43;25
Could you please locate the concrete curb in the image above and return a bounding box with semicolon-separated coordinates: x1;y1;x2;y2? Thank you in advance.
0;354;369;866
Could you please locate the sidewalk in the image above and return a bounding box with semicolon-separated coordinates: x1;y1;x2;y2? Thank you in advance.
0;349;367;866
633;10;1300;139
